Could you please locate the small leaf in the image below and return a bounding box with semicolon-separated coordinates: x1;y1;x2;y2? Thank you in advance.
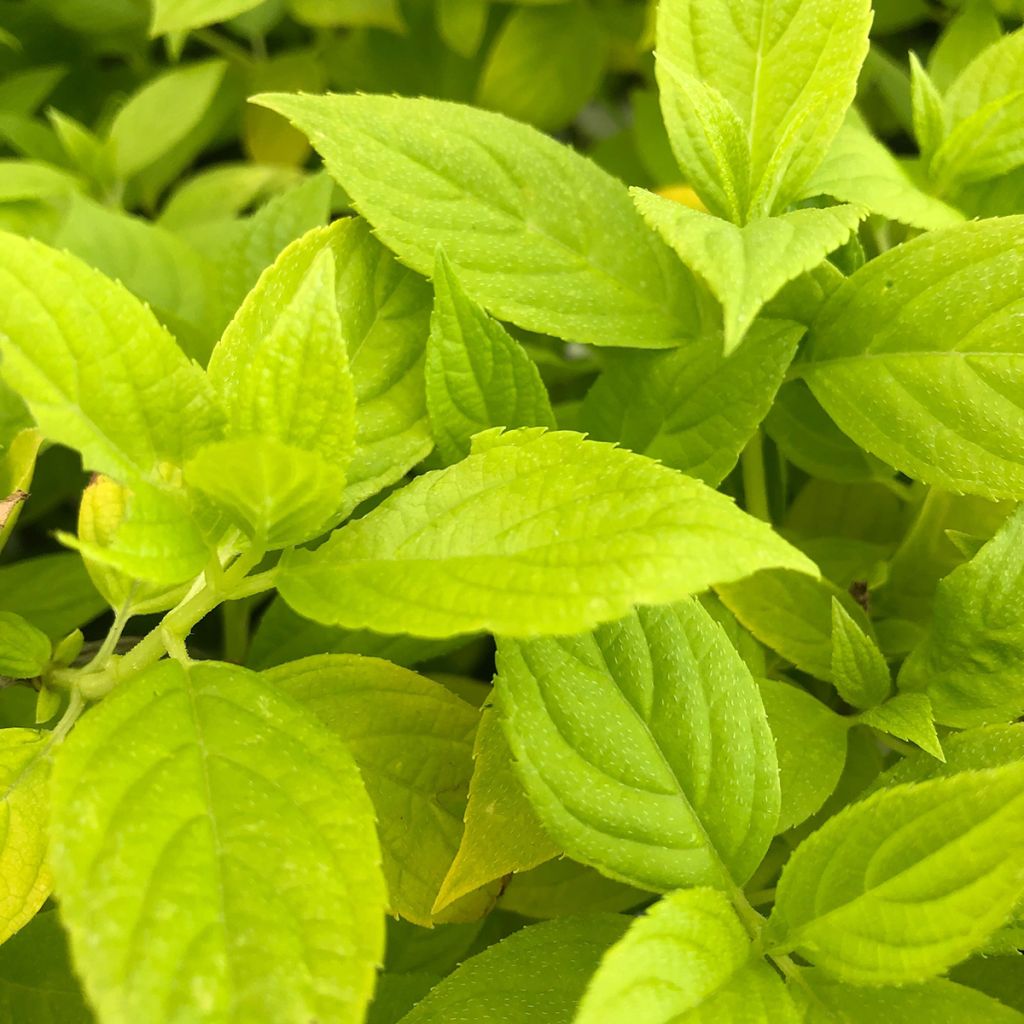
0;612;51;678
278;429;816;638
0;427;42;555
0;729;51;944
427;250;555;465
397;916;629;1024
253;92;705;349
49;660;385;1024
633;192;863;353
830;599;891;709
496;600;780;893
767;765;1024;985
0;554;105;640
575;888;798;1024
909;53;948;166
857;693;943;760
0;234;223;483
150;0;266;33
434;709;559;913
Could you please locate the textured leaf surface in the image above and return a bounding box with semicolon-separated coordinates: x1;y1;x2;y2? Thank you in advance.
427;251;555;464
800;217;1024;499
900;507;1024;727
857;693;943;760
0;233;223;482
582;321;798;485
0;729;51;944
255;92;705;349
278;429;815;638
829;599;890;709
265;654;490;925
633;192;861;353
435;709;558;912
575;888;797;1024
49;660;385;1024
758;679;848;833
656;0;872;215
767;765;1024;984
397;915;628;1024
496;600;780;893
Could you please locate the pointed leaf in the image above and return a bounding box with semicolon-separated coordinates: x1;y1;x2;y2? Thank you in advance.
50;661;385;1024
0;613;51;679
278;429;816;638
830;599;890;709
496;599;781;893
253;92;705;349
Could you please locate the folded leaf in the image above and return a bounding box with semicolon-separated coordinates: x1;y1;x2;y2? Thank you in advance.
265;654;492;925
830;599;891;709
857;693;943;760
427;250;555;465
254;92;705;349
575;888;798;1024
0;729;51;944
397;915;629;1024
900;507;1024;726
0;428;41;555
49;660;385;1024
656;0;872;216
767;765;1024;984
582;321;800;486
800;216;1024;499
633;192;863;353
278;429;816;638
496;600;780;893
0;234;223;483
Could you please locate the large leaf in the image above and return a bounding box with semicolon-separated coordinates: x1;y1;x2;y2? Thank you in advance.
582;321;799;486
254;92;706;349
799;216;1024;499
0;729;51;944
49;661;385;1024
0;554;105;640
766;765;1024;984
575;889;797;1024
265;654;491;925
496;600;780;893
426;250;555;465
633;192;862;353
656;0;872;216
900;506;1024;726
397;915;629;1024
0;233;223;482
277;428;816;638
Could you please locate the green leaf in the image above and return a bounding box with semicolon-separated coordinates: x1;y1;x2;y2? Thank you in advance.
800;121;964;230
496;599;780;893
798;968;1024;1023
656;0;872;217
0;234;224;483
899;507;1024;727
910;53;948;167
158;163;301;228
150;0;265;33
265;654;490;925
435;709;559;912
208;228;356;472
476;2;606;132
575;888;797;1024
0;159;82;202
397;915;629;1024
758;678;849;833
108;60;228;180
253;92;706;349
0;613;51;679
928;0;1003;92
0;910;94;1024
717;570;869;682
857;692;943;760
278;429;816;638
582;320;799;486
0;729;51;944
766;765;1024;985
633;191;863;353
799;216;1024;499
50;660;385;1024
437;0;487;57
0;428;42;555
184;438;345;550
499;858;648;920
0;554;105;640
830;598;890;709
59;479;210;587
426;250;555;465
